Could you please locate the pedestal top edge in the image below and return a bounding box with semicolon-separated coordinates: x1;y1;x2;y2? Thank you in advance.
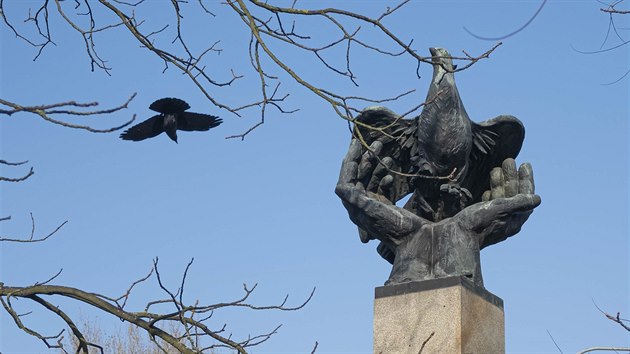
374;276;504;309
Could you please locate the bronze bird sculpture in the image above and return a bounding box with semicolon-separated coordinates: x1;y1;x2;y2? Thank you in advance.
354;47;525;263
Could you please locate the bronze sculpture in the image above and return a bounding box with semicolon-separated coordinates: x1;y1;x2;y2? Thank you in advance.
335;48;540;287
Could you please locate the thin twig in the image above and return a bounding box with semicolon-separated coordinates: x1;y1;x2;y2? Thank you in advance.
464;0;547;40
417;331;434;354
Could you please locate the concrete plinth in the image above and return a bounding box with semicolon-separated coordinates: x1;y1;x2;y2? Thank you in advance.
373;276;505;354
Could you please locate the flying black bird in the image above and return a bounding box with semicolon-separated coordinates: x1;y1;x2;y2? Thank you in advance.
120;98;222;143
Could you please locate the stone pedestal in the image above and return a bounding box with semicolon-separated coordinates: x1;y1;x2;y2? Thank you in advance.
373;276;505;354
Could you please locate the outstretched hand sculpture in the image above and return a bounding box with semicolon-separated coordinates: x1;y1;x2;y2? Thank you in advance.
335;48;541;287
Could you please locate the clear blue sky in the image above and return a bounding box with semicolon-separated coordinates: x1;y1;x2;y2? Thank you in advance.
1;1;628;353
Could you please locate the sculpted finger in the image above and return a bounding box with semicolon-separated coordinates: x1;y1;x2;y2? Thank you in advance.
374;156;394;178
338;140;362;185
490;167;505;199
368;157;394;191
371;140;384;156
359;227;371;243
481;190;492;202
338;159;359;186
357;156;372;181
461;187;473;202
462;194;541;230
361;141;383;165
357;140;383;180
502;158;519;197
356;180;366;193
345;138;363;162
379;175;395;200
485;194;541;217
509;193;541;211
518;163;535;194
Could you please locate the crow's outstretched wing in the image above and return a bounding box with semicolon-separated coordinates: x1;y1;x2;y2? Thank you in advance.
120;115;164;141
178;112;222;132
149;98;190;114
464;115;525;203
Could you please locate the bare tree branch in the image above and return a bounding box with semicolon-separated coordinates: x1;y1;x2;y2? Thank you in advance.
572;38;630;54
577;347;630;353
546;329;564;354
0;259;314;353
593;300;630;332
0;93;137;133
418;331;434;354
574;0;629;83
1;1;500;139
310;341;318;354
602;67;630;85
0;159;29;166
464;0;547;40
1;159;34;183
225;0;501;136
601;7;630;14
1;93;136;185
0;167;34;182
0;213;67;243
0;0;55;61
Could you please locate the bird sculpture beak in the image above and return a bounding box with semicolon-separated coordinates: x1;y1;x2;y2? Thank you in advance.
429;47;442;65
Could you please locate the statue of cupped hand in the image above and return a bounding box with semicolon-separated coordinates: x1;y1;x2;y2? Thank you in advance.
335;138;541;286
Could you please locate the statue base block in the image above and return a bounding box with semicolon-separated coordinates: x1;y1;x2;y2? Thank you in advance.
373;276;505;354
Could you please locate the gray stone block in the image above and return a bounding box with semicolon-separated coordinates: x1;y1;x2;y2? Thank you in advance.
373;276;505;354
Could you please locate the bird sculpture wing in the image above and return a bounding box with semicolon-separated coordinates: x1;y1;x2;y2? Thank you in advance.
119;115;164;141
177;112;223;132
465;115;525;203
149;97;190;114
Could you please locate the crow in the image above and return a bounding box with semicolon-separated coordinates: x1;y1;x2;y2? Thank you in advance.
120;98;222;143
